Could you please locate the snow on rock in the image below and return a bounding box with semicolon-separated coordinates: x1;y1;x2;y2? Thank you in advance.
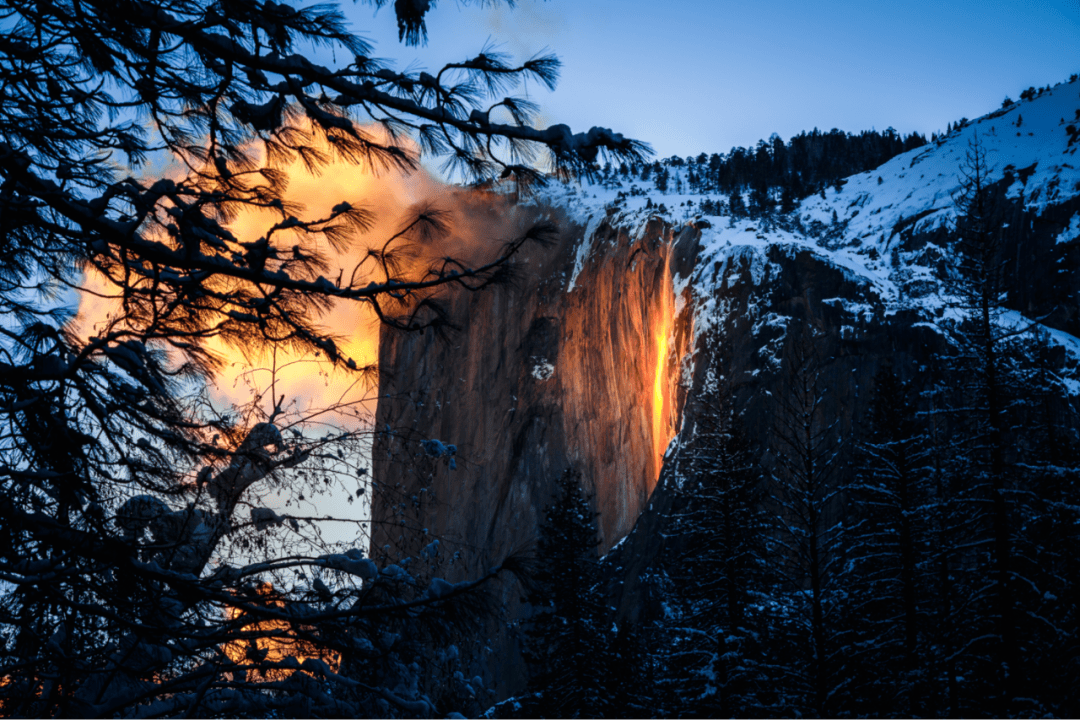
530;357;555;380
566;211;603;292
1059;213;1080;245
526;76;1080;392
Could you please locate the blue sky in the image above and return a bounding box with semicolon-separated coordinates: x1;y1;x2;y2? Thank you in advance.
340;0;1080;160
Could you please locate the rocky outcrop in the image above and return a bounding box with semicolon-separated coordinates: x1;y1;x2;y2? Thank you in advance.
372;190;1080;692
605;239;955;623
370;197;697;692
371;198;700;560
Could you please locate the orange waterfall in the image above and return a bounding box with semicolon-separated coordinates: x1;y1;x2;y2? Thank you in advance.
651;260;677;482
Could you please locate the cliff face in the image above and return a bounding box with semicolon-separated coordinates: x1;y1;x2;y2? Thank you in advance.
371;79;1080;700
371;203;695;570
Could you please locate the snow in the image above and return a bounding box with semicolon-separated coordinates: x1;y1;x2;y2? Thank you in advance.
319;551;378;580
530;357;555;380
566;211;604;292
420;438;457;459
525;77;1080;395
1058;213;1080;245
1035;321;1080;395
799;81;1080;240
250;506;282;528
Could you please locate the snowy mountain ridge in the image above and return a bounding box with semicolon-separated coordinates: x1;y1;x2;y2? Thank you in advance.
527;74;1080;393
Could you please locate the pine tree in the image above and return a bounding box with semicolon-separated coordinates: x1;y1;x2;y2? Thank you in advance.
0;0;649;714
943;133;1022;708
934;133;1080;714
655;166;670;193
728;188;747;219
523;469;614;718
749;182;773;217
779;184;798;215
1001;329;1080;716
842;362;936;715
765;323;849;716
607;621;656;718
661;355;775;716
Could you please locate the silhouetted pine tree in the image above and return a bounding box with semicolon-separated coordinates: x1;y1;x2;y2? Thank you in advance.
941;134;1025;710
842;362;937;715
0;0;651;714
660;357;776;716
922;133;1080;716
728;189;747;219
765;323;849;716
522;469;613;718
749;182;773;217
655;167;670;193
607;621;656;718
1000;330;1080;717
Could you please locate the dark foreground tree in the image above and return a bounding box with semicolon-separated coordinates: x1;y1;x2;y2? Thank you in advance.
945;138;1020;707
1018;328;1080;716
0;0;649;715
841;361;937;715
765;323;849;716
659;348;775;717
936;134;1080;716
520;469;616;718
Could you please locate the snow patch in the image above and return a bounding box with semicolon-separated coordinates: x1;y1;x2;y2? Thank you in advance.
566;212;604;292
1057;213;1080;245
530;357;555;381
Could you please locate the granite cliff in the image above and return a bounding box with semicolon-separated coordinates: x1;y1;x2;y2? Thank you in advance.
371;77;1080;698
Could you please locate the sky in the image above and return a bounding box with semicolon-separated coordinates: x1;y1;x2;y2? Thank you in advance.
336;0;1080;161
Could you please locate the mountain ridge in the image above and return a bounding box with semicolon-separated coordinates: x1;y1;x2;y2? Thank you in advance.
372;75;1080;704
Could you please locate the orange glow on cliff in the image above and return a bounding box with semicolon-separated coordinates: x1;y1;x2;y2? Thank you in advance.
652;325;669;466
651;261;677;480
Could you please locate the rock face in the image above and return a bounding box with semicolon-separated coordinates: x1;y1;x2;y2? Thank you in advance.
371;202;694;569
605;240;959;625
371;80;1080;700
370;198;699;694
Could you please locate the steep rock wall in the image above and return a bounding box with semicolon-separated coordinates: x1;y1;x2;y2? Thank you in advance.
367;83;1080;702
371;203;695;569
370;193;1080;700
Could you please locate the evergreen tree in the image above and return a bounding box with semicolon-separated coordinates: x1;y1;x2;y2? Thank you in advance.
843;362;936;715
655;166;670;193
0;0;649;714
749;182;773;217
1008;328;1080;716
932;133;1080;715
728;188;747;219
765;323;849;716
661;354;775;716
523;469;614;718
607;621;656;718
943;133;1023;708
779;184;799;215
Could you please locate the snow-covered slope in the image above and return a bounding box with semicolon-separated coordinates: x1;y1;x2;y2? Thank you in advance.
529;75;1080;392
802;83;1080;236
